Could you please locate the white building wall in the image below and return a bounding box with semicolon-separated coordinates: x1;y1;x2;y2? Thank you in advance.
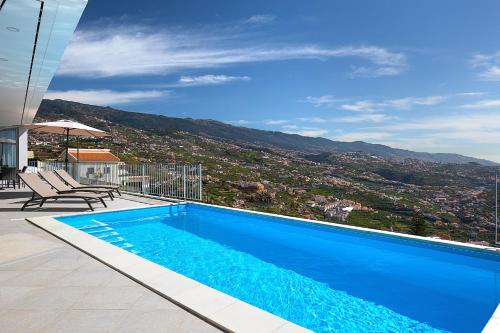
17;127;28;169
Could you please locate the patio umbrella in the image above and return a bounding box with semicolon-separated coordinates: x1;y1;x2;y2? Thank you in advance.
22;120;110;171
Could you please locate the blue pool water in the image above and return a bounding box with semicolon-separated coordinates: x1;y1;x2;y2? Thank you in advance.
57;204;500;333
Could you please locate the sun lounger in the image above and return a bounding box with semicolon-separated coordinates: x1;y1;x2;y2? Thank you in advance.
54;169;121;196
18;173;107;211
38;171;114;200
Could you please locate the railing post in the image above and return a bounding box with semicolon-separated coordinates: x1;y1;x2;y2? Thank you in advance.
141;164;146;195
198;164;202;201
183;165;187;200
76;162;80;182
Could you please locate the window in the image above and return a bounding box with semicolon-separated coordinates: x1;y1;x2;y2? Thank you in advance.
0;128;17;167
86;167;95;177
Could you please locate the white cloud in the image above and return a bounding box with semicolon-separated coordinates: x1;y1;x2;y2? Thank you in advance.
381;112;500;132
462;99;500;109
455;92;486;97
282;125;328;137
264;119;289;125
479;66;500;81
177;74;251;86
339;95;446;113
297;117;328;123
44;89;168;105
383;96;445;109
58;25;407;78
227;119;254;126
374;138;448;151
333;131;391;142
365;111;500;161
469;53;494;68
301;95;337;107
337;113;391;123
245;15;276;25
286;129;328;137
349;66;402;78
429;130;500;144
340;101;376;112
469;51;500;81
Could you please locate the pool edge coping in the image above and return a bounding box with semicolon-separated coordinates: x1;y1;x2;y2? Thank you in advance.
191;201;500;255
482;303;500;333
26;214;312;333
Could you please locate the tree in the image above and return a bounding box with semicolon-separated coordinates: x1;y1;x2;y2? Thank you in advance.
410;212;427;236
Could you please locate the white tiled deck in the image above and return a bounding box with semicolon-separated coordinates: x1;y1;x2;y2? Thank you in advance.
0;188;221;333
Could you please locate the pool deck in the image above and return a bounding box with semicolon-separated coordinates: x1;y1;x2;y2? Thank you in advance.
0;187;221;333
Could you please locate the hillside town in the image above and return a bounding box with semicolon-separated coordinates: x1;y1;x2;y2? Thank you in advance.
28;108;497;246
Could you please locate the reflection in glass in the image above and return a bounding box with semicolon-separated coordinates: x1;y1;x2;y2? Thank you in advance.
0;128;17;167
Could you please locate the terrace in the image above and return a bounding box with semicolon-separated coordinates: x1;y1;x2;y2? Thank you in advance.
0;188;222;333
2;169;499;332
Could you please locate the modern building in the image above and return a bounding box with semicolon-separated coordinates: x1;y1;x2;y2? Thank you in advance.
0;0;88;169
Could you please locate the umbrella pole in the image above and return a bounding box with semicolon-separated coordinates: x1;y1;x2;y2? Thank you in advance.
65;128;69;171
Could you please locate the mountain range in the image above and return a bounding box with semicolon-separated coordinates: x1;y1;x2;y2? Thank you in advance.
37;99;496;166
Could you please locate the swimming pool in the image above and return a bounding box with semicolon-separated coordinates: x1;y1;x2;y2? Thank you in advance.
57;203;500;333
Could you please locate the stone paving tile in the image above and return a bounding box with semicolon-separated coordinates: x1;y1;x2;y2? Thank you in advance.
40;309;128;333
2;269;73;287
0;309;64;333
73;286;146;310
9;286;88;310
57;269;117;287
0;286;42;308
0;270;22;283
0;249;63;271
0;233;63;264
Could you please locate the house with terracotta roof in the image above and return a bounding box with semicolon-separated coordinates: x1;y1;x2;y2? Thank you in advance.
58;148;122;180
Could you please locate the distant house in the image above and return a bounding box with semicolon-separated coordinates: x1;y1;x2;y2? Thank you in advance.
238;181;265;193
58;149;122;180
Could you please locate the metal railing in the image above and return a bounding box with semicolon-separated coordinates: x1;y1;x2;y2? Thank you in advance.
28;160;203;201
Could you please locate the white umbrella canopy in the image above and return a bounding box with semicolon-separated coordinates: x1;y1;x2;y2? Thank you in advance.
22;120;110;170
22;120;109;137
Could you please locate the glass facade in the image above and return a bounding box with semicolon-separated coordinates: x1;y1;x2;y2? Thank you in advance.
0;128;17;167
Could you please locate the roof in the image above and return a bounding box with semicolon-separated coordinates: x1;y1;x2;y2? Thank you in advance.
0;0;88;125
65;149;120;162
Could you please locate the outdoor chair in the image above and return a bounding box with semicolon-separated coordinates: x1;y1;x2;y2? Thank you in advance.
16;166;28;188
55;169;121;196
38;171;115;200
1;166;18;189
18;173;107;211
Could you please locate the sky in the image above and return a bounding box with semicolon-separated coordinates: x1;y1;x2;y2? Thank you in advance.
47;0;500;162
